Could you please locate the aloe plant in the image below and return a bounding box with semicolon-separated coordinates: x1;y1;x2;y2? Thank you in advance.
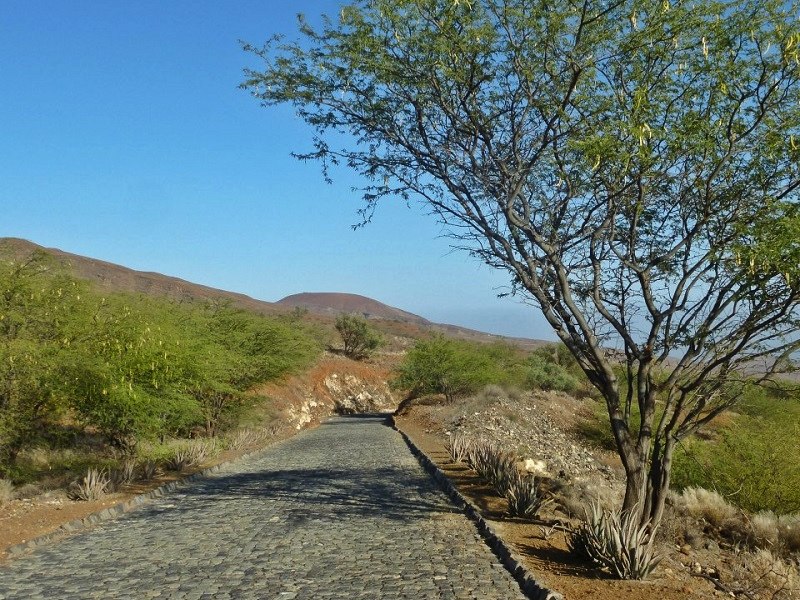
568;501;662;580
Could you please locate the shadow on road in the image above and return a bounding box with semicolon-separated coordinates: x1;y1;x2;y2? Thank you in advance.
129;415;456;525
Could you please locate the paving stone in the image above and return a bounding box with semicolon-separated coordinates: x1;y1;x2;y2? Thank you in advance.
0;416;526;599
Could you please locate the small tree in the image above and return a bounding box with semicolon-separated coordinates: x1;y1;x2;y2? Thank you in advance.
335;314;381;359
243;0;800;540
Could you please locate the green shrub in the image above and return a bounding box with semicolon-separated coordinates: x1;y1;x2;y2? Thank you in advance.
525;359;581;393
334;314;381;359
673;417;800;514
392;335;505;401
0;252;323;476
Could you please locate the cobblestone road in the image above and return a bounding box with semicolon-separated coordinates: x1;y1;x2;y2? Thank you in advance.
0;416;527;599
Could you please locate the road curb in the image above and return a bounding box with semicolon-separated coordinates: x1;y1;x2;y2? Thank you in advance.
391;416;563;600
5;436;293;560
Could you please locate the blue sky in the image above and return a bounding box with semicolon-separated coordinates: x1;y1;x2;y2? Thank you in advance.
0;1;554;340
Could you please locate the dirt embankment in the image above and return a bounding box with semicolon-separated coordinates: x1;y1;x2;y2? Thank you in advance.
253;354;399;428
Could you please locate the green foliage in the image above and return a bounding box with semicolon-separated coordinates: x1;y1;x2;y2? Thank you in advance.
393;336;505;401
672;386;800;514
0;254;323;474
393;338;584;401
525;362;580;393
334;314;381;359
0;254;87;468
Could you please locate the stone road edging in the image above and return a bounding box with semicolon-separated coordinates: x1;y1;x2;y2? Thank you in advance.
391;417;564;600
5;437;293;559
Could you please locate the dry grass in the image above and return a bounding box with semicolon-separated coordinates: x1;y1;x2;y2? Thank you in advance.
675;487;738;528
667;488;800;560
751;511;781;550
727;549;799;600
0;478;14;504
777;514;800;554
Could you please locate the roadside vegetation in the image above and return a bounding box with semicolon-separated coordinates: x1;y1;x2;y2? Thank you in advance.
393;335;585;403
577;377;800;516
0;252;323;494
248;0;800;580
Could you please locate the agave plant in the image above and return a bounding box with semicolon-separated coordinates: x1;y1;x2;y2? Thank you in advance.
69;468;110;501
110;459;137;488
567;501;662;580
506;471;551;519
140;459;159;480
166;439;218;472
227;428;269;451
445;431;472;463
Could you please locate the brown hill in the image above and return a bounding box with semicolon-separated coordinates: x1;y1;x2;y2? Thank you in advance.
0;237;547;349
278;292;431;325
278;292;545;349
0;238;282;315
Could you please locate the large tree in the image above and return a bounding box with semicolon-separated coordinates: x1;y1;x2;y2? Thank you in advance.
242;0;800;531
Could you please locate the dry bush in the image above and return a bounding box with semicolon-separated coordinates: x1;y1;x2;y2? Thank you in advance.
728;549;799;600
505;386;524;402
778;514;800;555
557;489;587;520
751;511;781;550
477;384;505;401
675;487;738;528
553;480;619;520
658;500;706;548
12;482;42;500
0;478;14;504
68;468;110;501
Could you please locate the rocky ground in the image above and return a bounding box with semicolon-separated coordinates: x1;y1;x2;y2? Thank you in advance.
395;388;800;600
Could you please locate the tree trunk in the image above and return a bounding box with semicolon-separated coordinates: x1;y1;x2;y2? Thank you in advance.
646;437;676;530
619;437;675;531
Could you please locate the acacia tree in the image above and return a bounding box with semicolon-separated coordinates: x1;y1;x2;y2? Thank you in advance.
242;0;800;531
335;314;381;359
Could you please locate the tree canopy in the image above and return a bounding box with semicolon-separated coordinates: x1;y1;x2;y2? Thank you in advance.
243;0;800;536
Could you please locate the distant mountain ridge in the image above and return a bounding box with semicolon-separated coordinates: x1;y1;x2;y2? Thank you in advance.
0;237;545;348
